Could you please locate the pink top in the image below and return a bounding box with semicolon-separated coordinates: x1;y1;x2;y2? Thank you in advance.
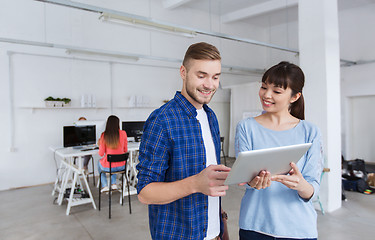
99;130;128;168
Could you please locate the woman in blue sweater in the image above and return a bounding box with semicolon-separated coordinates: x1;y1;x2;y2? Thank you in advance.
235;61;323;240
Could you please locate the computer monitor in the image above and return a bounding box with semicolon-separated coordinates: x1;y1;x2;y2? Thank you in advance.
122;121;145;142
74;120;106;141
63;125;96;148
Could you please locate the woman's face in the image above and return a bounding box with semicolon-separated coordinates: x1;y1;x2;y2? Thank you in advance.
259;82;299;113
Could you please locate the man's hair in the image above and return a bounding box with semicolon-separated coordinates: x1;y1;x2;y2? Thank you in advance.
182;42;221;69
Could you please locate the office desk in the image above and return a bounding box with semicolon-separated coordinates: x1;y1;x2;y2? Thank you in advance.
124;142;140;196
51;142;140;215
50;146;98;215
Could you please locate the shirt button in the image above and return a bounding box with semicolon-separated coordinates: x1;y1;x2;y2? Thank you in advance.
202;162;205;165
204;206;207;209
203;228;206;232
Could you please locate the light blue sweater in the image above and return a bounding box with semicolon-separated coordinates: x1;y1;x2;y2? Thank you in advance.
235;117;323;239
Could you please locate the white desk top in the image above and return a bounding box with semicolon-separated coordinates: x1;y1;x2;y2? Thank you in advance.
50;142;140;158
49;146;99;158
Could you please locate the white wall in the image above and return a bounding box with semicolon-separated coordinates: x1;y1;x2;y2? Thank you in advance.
348;95;375;163
0;0;267;190
339;3;375;160
341;62;375;160
228;82;262;157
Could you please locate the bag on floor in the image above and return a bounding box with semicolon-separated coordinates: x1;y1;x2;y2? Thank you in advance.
342;178;368;193
342;158;369;193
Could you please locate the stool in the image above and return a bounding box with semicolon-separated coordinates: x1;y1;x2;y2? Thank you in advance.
314;167;330;215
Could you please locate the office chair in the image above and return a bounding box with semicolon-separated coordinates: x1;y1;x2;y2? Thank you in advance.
220;137;227;166
99;153;132;219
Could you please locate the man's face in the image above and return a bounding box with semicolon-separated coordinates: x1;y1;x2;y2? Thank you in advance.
180;59;221;109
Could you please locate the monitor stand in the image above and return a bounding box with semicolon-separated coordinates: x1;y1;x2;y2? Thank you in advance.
72;146;83;149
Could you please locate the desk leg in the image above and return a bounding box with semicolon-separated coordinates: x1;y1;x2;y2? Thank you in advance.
129;150;139;188
122;150;138;198
66;171;78;215
81;172;97;210
58;166;71;205
52;160;64;196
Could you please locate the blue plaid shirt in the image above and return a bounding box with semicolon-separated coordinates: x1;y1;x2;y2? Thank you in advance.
137;91;222;240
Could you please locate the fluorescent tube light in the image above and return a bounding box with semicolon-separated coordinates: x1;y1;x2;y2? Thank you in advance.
99;13;197;38
65;47;139;62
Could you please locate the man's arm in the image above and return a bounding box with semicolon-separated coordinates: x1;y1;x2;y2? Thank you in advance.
138;164;230;205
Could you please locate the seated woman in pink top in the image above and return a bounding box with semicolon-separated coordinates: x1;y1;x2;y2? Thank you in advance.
98;115;128;193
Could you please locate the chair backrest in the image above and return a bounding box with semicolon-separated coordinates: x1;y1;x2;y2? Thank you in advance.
107;153;129;163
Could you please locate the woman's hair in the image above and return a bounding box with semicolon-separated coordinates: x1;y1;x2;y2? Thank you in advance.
103;115;120;149
262;61;305;120
182;42;221;70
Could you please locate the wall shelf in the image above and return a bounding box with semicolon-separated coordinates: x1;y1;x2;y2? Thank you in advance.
18;106;159;113
19;106;108;113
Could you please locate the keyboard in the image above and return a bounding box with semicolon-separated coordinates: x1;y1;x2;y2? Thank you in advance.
81;147;99;151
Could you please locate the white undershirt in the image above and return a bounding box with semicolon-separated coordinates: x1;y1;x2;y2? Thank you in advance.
196;108;220;240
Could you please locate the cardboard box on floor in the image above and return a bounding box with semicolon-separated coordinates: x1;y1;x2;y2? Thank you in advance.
367;173;375;187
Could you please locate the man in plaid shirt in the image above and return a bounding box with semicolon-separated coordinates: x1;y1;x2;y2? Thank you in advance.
137;42;231;240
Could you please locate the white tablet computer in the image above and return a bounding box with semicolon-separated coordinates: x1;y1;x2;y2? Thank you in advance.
224;143;312;185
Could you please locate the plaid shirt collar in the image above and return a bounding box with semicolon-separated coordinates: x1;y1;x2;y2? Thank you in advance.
174;91;212;119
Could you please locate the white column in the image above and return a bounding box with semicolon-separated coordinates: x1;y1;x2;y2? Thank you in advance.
299;0;342;212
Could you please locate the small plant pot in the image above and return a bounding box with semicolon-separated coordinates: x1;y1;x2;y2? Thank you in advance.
54;101;63;107
45;101;55;107
62;102;71;107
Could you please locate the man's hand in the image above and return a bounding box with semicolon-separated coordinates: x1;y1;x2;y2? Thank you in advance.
193;164;231;197
138;164;231;205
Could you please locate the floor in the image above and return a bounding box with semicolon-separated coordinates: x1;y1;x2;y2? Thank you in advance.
1;158;374;240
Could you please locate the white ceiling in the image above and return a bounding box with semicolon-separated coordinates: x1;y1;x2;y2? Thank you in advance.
162;0;375;26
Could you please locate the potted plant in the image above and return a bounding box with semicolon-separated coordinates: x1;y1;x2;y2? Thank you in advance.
62;98;71;107
44;96;56;107
44;96;71;107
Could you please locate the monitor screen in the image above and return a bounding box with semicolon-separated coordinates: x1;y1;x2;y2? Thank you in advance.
122;121;145;142
74;120;106;141
63;125;96;147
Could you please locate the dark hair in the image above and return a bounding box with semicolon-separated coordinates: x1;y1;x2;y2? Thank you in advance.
182;42;221;70
103;115;120;149
262;61;305;120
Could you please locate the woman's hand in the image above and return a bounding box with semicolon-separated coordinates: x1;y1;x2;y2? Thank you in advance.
271;162;314;200
239;170;271;190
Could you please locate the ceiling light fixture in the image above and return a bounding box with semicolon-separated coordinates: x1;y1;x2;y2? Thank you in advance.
65;47;139;62
99;13;197;38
